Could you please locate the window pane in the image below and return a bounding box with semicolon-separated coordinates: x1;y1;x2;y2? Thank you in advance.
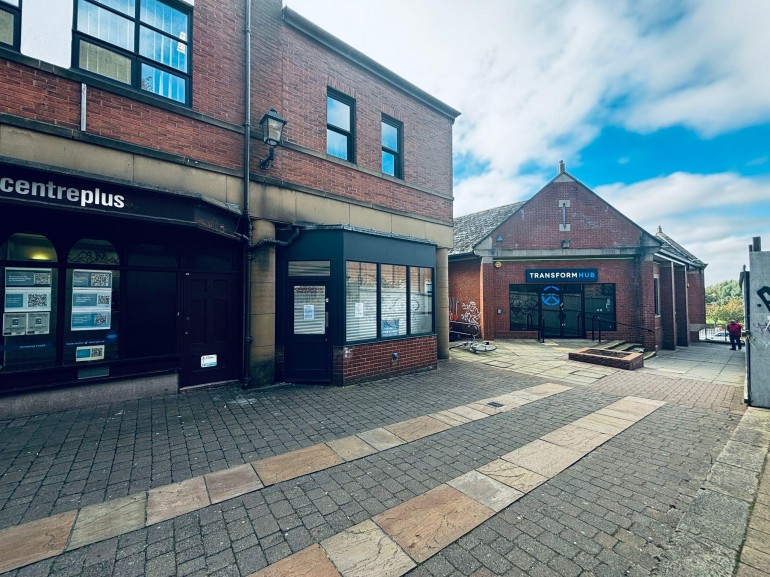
68;239;120;265
382;151;395;176
1;266;58;371
94;0;135;16
140;25;187;72
0;9;14;46
64;269;120;364
380;264;407;337
410;267;432;334
2;233;57;262
141;0;188;39
382;121;398;150
327;129;349;160
0;0;20;7
585;284;616;330
124;270;177;357
79;40;132;83
78;0;134;51
293;285;325;335
327;96;350;131
509;285;539;330
288;261;331;277
140;63;186;103
346;262;377;342
127;243;178;267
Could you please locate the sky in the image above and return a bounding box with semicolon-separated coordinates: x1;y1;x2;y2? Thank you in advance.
285;0;769;286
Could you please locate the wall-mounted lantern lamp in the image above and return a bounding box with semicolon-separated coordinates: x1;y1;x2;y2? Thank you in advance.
496;234;504;242
259;108;287;170
562;239;571;249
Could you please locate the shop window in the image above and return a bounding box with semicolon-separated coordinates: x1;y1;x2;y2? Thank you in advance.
288;261;330;277
127;242;178;267
0;0;20;50
124;270;176;357
585;284;616;331
380;264;407;337
74;0;191;105
68;238;120;266
509;285;539;330
327;90;354;161
1;233;58;371
346;261;377;342
185;239;238;271
381;116;402;178
409;267;432;334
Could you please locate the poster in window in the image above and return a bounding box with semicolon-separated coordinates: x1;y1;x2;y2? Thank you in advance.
3;268;52;335
71;270;113;331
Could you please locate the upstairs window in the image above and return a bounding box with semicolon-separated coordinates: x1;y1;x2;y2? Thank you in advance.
381;116;402;178
327;90;354;161
0;0;20;50
74;0;190;105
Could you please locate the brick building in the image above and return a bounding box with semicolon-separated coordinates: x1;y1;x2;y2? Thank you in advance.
449;162;706;351
0;0;458;415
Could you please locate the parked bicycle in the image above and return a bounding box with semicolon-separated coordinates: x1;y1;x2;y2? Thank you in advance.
449;320;497;353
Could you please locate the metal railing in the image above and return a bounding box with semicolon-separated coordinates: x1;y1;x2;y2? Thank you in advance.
590;315;655;344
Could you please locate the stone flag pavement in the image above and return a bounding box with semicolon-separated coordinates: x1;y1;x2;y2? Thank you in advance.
0;340;766;576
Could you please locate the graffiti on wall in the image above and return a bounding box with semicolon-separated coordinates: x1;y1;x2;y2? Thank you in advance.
748;285;770;348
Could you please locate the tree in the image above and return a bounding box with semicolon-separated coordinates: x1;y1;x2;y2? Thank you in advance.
705;280;741;305
706;298;744;326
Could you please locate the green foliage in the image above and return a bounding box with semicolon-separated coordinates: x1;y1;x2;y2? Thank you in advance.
706;298;744;326
705;280;741;305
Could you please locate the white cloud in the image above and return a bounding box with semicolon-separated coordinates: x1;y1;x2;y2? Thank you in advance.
595;173;770;284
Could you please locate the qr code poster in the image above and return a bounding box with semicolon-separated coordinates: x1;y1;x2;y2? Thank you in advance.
72;270;112;289
71;270;113;331
5;268;52;288
75;344;105;362
71;311;111;331
4;289;52;312
3;313;27;336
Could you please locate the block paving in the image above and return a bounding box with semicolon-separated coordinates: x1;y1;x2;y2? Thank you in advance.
0;340;763;577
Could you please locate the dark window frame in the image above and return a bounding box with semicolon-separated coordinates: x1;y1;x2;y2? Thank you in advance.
381;115;402;178
345;260;434;344
0;0;21;51
653;277;660;316
72;0;192;106
326;89;355;162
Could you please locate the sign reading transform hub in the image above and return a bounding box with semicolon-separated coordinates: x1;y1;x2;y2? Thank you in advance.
526;268;598;283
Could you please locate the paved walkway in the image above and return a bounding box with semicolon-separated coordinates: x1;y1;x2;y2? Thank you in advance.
0;339;764;577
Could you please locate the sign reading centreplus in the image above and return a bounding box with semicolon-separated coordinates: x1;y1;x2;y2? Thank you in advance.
0;175;125;208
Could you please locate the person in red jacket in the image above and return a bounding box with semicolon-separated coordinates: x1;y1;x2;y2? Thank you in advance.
727;320;743;351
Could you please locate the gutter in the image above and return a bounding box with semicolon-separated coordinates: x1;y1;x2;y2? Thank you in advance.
241;0;253;389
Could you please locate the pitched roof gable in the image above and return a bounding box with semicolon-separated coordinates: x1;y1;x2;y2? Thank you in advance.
655;228;707;268
451;202;526;255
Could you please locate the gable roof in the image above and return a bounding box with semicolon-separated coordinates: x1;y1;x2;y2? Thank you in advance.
655;228;707;269
451;202;526;256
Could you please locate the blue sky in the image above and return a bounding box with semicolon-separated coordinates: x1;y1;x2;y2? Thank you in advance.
286;0;769;285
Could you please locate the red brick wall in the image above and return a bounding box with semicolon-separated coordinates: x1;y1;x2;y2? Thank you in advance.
484;258;652;343
256;15;454;223
492;180;649;251
448;259;481;320
688;269;706;341
333;336;437;385
0;0;246;169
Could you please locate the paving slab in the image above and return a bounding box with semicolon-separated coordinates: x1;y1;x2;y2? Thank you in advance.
321;519;415;577
253;444;344;485
67;493;145;550
146;476;210;526
541;423;611;453
0;511;76;573
705;462;760;502
247;544;341;577
374;485;494;562
384;415;452;442
204;463;263;504
476;459;549;493
446;470;523;512
356;428;406;451
678;489;750;550
431;410;470;426
326;435;378;461
500;439;584;477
